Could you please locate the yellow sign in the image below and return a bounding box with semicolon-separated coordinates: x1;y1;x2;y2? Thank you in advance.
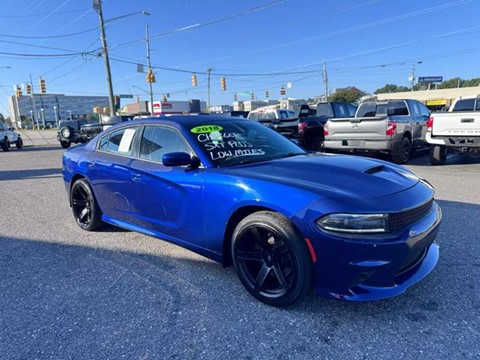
426;99;447;106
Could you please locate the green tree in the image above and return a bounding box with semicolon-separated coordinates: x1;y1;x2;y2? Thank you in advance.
330;88;363;103
374;84;410;94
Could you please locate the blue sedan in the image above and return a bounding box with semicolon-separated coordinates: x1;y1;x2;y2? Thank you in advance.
62;116;441;307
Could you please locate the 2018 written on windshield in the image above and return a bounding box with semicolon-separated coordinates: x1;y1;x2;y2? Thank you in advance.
197;132;265;161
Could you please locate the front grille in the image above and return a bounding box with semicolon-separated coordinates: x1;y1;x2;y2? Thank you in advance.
388;199;433;232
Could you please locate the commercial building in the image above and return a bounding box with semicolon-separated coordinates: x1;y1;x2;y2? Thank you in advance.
9;93;109;128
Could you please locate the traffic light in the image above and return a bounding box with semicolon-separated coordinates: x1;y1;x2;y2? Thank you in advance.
26;84;32;95
280;86;286;95
114;96;120;109
162;95;167;102
15;85;22;97
233;93;238;102
40;78;46;94
251;91;255;100
146;68;156;83
220;76;226;91
192;73;197;87
265;89;269;98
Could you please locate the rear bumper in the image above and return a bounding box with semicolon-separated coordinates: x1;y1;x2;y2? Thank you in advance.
426;132;480;150
324;138;398;152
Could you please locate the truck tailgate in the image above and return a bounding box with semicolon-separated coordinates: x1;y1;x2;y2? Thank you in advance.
327;116;388;139
431;112;480;136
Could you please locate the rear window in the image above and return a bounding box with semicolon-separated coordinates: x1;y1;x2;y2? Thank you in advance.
356;101;409;117
452;99;475;111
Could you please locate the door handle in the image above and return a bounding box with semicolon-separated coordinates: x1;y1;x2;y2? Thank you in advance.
87;162;95;169
131;173;141;182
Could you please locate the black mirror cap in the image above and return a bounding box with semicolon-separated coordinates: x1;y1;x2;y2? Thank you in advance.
162;152;199;168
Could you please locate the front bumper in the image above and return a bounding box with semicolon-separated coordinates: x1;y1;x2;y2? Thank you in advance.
306;201;441;301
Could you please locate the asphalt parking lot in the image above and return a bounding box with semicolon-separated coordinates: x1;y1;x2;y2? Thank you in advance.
1;145;479;360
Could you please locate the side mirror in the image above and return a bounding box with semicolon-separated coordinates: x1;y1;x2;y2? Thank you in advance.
162;152;199;168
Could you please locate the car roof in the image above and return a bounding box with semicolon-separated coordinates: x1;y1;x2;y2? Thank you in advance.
128;115;249;127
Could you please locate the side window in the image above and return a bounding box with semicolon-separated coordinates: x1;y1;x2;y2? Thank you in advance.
419;103;430;117
139;126;191;163
98;127;138;155
476;99;480;111
410;102;421;117
387;102;409;116
347;105;357;116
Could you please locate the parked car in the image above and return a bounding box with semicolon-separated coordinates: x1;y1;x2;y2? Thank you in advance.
0;121;23;151
248;102;356;151
426;95;480;165
323;99;430;163
62;116;441;307
57;115;132;149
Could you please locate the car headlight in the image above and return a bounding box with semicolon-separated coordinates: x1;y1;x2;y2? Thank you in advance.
317;213;388;233
61;127;71;139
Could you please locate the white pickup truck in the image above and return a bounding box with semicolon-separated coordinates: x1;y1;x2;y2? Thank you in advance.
426;95;480;165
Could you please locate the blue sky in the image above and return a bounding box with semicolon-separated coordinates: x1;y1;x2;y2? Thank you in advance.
1;0;479;115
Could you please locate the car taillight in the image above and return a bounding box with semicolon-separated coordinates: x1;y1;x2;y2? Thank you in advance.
298;122;307;134
386;121;396;136
426;116;433;132
324;122;329;136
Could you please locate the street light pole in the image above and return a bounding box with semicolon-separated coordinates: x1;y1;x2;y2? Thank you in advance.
94;0;115;117
207;68;212;112
53;106;59;128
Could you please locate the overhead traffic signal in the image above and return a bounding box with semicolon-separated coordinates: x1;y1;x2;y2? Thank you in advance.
15;85;22;97
40;78;46;94
162;95;167;102
191;73;197;87
280;86;286;95
233;93;238;102
26;84;32;95
220;76;226;91
265;89;269;98
251;91;255;100
146;68;156;83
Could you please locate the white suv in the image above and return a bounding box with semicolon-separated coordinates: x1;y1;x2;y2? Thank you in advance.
0;122;23;151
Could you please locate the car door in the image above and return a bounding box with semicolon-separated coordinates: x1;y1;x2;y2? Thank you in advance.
128;125;205;246
87;126;141;223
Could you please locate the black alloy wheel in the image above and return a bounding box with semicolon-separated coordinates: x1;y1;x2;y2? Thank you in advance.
232;211;313;307
60;140;71;149
70;179;103;231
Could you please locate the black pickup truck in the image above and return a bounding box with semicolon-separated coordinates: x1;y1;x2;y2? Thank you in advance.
57;115;132;148
250;102;357;151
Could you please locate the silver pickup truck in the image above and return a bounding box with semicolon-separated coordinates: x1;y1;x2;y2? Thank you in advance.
426;95;480;165
323;99;430;163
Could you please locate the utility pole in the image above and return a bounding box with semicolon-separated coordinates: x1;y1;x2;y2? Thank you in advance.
145;25;154;115
29;73;39;130
411;64;416;92
207;68;212;112
323;60;329;102
94;0;115;116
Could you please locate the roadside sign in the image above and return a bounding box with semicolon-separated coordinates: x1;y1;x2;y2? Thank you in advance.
119;94;134;98
418;76;443;84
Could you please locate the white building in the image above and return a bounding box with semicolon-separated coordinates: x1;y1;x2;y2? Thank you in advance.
8;93;109;128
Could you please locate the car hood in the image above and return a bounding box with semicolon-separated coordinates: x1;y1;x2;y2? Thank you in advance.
219;154;419;200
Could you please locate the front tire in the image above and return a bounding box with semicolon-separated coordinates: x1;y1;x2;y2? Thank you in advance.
231;211;314;307
429;145;447;165
391;137;411;164
60;140;71;149
1;138;10;151
70;179;103;231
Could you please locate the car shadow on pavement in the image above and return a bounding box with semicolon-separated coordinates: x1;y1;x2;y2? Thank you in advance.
0;168;62;181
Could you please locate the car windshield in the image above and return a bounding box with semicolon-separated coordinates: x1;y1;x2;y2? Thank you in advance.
187;120;306;167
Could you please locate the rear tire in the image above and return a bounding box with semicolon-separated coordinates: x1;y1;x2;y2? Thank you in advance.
429;145;447;165
391;137;411;164
15;137;23;149
231;211;314;307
